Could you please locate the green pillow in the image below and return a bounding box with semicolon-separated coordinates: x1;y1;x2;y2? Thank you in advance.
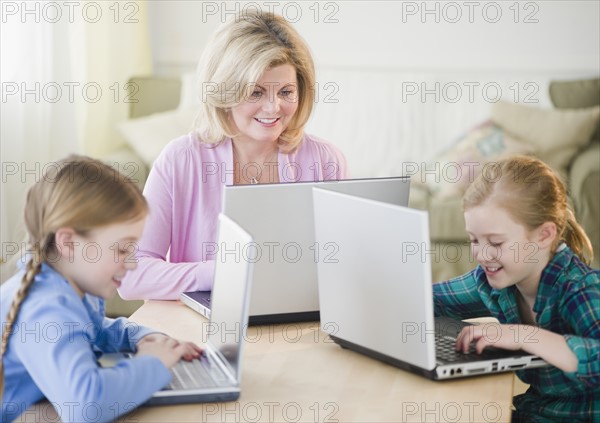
549;78;600;109
550;78;600;140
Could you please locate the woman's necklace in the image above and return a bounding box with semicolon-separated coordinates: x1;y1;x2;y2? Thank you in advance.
232;145;278;185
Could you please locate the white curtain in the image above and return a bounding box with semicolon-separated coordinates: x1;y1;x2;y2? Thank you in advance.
1;1;151;282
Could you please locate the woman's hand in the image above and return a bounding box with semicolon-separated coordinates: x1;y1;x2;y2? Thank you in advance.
136;333;203;368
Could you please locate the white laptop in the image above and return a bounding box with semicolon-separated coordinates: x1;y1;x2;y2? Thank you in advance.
312;188;548;380
100;214;255;404
182;177;410;325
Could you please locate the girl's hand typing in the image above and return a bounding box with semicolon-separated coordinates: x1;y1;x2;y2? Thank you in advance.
455;323;536;354
455;323;579;372
136;333;203;368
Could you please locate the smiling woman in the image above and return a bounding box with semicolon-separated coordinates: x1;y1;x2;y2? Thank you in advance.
119;10;348;301
229;64;299;185
194;10;315;154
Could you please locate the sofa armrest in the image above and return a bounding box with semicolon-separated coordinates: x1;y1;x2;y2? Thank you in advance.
570;141;600;196
102;146;150;189
569;141;600;267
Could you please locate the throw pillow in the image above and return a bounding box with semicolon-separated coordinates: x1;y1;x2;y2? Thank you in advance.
549;78;600;109
490;101;600;177
117;109;198;166
419;121;534;200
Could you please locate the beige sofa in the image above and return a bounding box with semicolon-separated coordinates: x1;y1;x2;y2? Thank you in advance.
104;77;600;316
409;78;600;280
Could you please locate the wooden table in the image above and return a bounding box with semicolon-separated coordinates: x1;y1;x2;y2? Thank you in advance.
123;300;515;422
17;300;514;422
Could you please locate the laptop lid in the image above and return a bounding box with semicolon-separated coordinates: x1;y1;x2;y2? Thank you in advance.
313;188;547;379
313;188;436;371
205;214;256;382
220;177;411;324
183;177;411;324
102;214;255;405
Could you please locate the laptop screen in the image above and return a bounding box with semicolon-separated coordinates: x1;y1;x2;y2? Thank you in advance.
206;214;255;380
222;177;411;316
313;188;437;371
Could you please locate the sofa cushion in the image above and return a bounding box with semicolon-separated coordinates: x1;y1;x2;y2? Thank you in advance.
549;78;600;109
549;78;600;140
490;101;600;178
408;184;429;211
409;184;468;241
428;195;469;241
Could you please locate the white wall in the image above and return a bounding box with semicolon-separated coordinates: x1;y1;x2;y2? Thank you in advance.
148;1;599;74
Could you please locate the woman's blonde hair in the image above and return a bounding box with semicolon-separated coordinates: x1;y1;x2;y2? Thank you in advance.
0;156;148;398
194;10;315;153
463;156;593;264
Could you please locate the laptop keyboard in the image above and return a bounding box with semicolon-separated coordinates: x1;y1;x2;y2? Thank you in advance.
436;335;479;363
164;355;230;390
436;335;509;363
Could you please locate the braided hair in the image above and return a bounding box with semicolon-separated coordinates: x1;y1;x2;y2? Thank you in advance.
0;156;147;398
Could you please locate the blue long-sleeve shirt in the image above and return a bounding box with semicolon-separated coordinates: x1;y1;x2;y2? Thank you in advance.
433;245;599;422
1;262;172;422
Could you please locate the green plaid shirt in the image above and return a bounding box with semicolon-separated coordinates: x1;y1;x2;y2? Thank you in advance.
433;245;599;422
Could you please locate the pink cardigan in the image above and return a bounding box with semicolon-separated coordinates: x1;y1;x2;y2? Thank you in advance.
120;133;348;300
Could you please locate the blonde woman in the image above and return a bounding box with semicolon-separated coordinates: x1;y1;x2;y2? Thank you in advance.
433;156;599;422
120;11;347;300
1;157;202;423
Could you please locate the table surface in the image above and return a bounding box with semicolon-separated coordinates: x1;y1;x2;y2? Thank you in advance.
16;300;515;422
123;300;515;423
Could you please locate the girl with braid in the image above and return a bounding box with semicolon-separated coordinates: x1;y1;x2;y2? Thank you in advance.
433;156;599;422
1;157;202;422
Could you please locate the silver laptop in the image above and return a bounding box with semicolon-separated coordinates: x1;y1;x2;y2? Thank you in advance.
313;188;548;380
100;214;255;404
182;177;410;325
